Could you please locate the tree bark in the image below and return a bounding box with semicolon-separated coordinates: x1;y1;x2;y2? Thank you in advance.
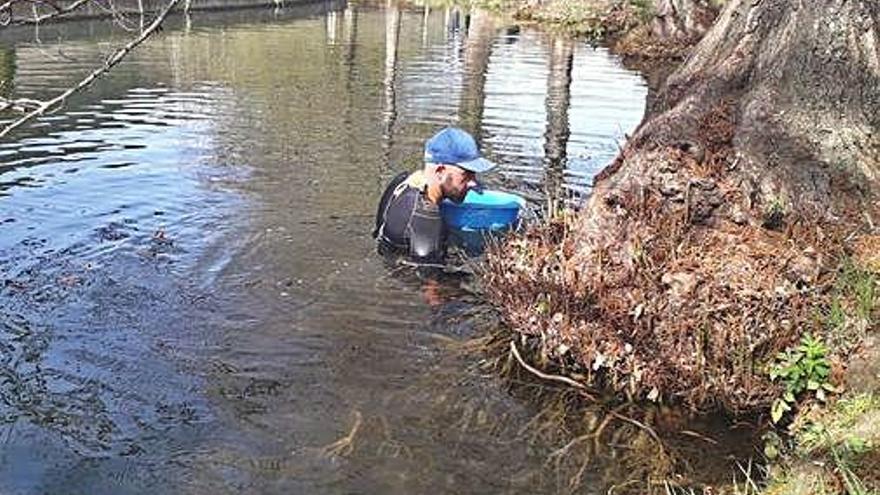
0;46;14;98
596;0;880;228
651;0;717;41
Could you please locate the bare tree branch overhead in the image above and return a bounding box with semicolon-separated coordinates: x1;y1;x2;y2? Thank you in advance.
1;0;92;26
0;0;182;139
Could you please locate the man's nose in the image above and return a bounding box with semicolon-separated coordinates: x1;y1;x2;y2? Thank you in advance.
467;179;483;193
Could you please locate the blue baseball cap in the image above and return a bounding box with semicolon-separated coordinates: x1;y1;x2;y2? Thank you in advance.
424;127;496;173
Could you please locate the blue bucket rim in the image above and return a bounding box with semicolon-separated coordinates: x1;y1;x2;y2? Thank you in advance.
440;190;525;210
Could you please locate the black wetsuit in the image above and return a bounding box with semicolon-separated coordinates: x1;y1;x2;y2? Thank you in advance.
373;171;447;264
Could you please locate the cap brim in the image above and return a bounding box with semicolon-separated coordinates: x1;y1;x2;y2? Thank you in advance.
457;156;496;173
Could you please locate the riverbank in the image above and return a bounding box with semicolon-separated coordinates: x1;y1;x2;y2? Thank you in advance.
456;0;722;60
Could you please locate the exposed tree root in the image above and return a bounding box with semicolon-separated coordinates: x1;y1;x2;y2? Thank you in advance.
510;340;594;396
609;410;663;448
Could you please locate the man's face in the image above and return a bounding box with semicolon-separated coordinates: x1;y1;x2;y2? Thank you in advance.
440;165;477;203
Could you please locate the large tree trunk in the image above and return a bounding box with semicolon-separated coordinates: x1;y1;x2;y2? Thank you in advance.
0;47;14;98
651;0;717;41
594;0;879;229
488;0;880;412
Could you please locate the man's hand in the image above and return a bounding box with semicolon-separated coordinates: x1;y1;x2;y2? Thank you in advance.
421;278;444;307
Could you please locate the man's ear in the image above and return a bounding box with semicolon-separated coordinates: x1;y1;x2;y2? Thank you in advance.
433;164;446;176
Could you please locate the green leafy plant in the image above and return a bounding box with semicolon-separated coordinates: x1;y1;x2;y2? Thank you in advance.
762;196;786;230
769;335;836;423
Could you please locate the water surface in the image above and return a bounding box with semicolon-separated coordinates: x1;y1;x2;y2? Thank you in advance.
0;4;747;493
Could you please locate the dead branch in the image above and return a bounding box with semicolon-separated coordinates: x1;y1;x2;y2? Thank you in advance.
85;0;140;32
0;0;181;139
0;0;64;18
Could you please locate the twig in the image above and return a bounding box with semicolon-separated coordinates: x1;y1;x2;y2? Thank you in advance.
35;0;64;13
546;431;594;463
88;0;139;32
608;480;641;495
0;0;62;13
568;450;591;493
0;0;181;139
509;341;594;398
679;428;718;445
0;0;16;13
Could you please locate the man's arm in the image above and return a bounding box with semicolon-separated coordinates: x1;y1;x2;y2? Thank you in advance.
408;200;447;265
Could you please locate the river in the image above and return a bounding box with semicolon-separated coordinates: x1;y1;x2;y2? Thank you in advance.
0;2;749;493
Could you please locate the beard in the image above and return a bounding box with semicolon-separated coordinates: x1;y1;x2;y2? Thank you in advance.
449;189;468;203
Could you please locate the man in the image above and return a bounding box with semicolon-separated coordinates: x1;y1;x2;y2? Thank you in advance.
373;127;496;264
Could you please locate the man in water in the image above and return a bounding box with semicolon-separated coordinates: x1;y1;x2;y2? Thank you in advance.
373;127;496;264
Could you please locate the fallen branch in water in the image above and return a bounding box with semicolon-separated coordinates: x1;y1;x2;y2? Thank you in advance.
509;341;595;399
0;0;181;139
318;410;363;458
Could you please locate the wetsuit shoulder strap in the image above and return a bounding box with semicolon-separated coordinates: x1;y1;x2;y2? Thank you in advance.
373;171;412;238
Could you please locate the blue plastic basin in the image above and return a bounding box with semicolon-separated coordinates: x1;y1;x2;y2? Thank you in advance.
440;190;525;231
